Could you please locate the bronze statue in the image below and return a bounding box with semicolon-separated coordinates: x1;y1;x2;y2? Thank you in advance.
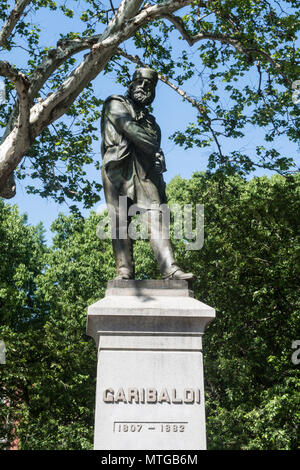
100;67;195;281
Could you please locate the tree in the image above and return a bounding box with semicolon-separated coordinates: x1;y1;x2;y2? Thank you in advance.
1;172;299;449
0;199;46;448
0;207;110;449
0;0;299;206
167;172;300;449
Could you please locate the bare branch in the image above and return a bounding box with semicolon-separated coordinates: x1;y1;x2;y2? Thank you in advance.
0;0;32;48
109;1;116;14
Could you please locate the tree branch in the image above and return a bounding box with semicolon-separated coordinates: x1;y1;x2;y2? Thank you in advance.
0;62;30;197
109;1;116;14
28;34;103;102
164;13;250;57
0;61;30;128
0;0;32;48
164;12;289;82
102;0;144;40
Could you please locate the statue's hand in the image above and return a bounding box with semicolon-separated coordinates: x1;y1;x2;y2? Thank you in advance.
154;158;163;174
154;149;167;174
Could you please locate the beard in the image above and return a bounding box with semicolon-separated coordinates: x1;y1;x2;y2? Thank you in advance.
129;87;154;107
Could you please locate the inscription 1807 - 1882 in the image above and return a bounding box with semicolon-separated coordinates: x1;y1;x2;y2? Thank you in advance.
114;422;188;433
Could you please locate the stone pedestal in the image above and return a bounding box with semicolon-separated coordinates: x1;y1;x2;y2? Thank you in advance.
86;280;215;450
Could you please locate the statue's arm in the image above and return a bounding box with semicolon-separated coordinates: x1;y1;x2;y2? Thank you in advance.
105;98;160;155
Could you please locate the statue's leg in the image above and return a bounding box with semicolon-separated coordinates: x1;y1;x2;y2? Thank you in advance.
143;209;178;278
111;209;135;280
143;209;196;281
101;168;134;279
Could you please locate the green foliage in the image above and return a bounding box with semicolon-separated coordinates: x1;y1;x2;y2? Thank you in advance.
0;200;46;328
127;1;300;176
0;200;47;448
167;172;300;449
1;173;299;449
0;207;116;449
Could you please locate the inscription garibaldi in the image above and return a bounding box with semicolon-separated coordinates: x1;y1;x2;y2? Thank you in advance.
101;67;195;281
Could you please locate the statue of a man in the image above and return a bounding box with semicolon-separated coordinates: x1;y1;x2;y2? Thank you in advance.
100;67;195;281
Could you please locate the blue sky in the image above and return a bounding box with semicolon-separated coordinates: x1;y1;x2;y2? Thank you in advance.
1;1;299;244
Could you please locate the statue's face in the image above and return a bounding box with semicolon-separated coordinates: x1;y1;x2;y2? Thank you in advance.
129;78;155;107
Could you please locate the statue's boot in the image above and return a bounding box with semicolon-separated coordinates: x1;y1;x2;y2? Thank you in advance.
163;268;196;281
112;232;135;280
145;210;196;281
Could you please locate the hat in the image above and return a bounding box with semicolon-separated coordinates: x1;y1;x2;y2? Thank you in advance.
132;68;158;85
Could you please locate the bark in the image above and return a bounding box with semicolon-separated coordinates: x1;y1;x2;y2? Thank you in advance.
0;62;30;197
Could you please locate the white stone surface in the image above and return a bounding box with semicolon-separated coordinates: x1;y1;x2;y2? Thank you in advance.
86;280;215;450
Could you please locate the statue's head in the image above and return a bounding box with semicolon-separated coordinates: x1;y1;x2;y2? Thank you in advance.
128;67;158;107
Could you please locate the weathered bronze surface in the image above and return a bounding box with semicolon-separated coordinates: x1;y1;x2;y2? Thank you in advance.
101;67;195;281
